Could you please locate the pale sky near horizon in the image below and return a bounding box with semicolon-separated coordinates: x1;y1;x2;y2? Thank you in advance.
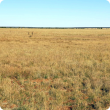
0;0;110;27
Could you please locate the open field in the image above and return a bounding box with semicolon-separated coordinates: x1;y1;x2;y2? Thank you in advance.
0;28;110;110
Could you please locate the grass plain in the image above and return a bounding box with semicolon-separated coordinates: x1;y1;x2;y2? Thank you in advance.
0;28;110;110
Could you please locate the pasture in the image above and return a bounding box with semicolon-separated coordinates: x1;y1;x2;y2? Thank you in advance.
0;28;110;110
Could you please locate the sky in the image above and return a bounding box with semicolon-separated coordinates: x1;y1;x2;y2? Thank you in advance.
0;0;110;27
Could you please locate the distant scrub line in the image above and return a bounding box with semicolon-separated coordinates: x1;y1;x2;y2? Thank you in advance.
0;27;109;29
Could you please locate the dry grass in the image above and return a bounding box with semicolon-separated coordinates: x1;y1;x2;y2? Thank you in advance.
0;28;110;110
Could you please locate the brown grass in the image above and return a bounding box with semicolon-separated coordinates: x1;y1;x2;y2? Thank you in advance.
0;28;110;110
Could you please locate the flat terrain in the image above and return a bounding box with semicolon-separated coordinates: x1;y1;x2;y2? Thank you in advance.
0;28;110;110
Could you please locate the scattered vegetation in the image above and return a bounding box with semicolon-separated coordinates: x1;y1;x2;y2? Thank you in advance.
0;28;110;110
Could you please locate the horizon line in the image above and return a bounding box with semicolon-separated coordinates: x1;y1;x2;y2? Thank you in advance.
0;26;110;29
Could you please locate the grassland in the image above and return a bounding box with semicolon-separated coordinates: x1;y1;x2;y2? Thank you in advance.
0;28;110;110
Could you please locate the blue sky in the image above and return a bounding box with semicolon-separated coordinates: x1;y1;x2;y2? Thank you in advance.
0;0;110;27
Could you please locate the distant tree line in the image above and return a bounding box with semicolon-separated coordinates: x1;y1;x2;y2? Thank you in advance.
0;27;109;29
